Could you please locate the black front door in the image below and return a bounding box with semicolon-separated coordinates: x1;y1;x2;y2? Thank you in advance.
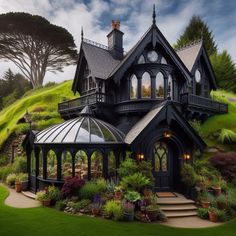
152;141;173;191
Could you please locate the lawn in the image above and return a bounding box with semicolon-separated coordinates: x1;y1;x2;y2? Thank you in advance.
0;185;236;236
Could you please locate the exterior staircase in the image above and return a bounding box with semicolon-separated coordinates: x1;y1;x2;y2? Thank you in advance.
157;193;197;218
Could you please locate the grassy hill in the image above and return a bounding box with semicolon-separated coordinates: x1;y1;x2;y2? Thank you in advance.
0;80;76;149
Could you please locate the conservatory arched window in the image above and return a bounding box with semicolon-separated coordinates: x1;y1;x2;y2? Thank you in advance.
75;150;88;179
142;72;151;98
130;74;138;99
168;74;173;99
156;72;164;98
61;151;72;179
195;69;202;96
39;149;43;177
47;150;57;179
91;151;103;179
108;151;116;178
137;54;145;64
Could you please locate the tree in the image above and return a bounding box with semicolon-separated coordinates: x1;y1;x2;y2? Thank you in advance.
0;12;77;88
210;51;236;92
174;15;217;56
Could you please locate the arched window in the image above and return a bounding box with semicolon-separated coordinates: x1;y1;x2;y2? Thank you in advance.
91;151;103;179
61;151;72;179
153;142;168;171
31;151;36;176
47;150;57;179
137;54;145;64
75;150;88;179
195;69;202;96
108;151;116;178
156;72;164;98
39;149;43;177
130;74;138;99
161;56;167;64
168;74;173;99
142;72;151;98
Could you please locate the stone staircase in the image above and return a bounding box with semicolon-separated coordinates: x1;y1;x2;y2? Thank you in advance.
157;193;197;218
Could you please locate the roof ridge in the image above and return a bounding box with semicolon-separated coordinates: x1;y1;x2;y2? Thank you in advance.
83;38;108;50
175;39;202;52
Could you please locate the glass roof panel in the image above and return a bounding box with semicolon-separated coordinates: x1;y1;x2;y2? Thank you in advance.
96;120;116;142
90;119;104;142
76;118;90;142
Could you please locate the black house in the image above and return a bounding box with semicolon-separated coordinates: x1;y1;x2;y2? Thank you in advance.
25;7;228;193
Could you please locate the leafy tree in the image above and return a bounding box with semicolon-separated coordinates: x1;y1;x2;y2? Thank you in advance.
210;51;236;92
174;15;217;56
0;12;77;88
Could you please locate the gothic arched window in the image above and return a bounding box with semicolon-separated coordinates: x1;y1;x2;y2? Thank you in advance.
156;72;164;98
168;74;173;99
137;54;145;64
142;72;151;98
161;56;167;64
130;74;138;99
195;69;202;96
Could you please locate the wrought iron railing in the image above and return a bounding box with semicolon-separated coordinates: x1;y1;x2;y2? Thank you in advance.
58;92;112;112
180;93;228;113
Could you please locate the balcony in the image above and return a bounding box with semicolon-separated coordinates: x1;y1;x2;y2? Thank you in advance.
180;93;228;114
58;92;113;115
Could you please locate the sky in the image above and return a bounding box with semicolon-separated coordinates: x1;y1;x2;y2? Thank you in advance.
0;0;236;84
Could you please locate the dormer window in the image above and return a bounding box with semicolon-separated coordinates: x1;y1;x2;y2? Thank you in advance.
142;72;151;98
156;72;164;98
137;54;145;64
130;74;138;99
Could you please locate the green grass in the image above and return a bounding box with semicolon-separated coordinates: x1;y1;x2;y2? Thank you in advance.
0;185;236;236
0;81;76;149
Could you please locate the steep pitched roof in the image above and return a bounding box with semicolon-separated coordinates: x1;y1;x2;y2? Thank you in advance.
125;101;206;151
176;41;202;72
82;41;120;79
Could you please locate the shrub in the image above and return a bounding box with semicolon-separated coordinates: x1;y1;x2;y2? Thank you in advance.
47;186;61;201
197;208;209;219
118;158;138;178
75;199;91;211
189;119;203;137
16;173;28;182
181;163;197;187
124;191;141;202
120;173;150;192
12;156;27;173
15;123;29;135
0;154;8;166
36;190;50;201
55;200;67;211
217;209;228;222
6;173;17;186
218;129;236;144
79;182;101;200
137;161;154;184
106;179;118;193
104;200;123;221
96;178;107;193
61;176;85;198
210;152;236;180
0;165;13;181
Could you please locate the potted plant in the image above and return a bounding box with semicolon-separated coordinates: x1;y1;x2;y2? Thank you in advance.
143;188;152;198
123;201;134;221
6;173;17;188
91;194;102;216
208;207;219;222
145;204;159;222
216;194;228;210
114;186;123;200
199;190;211;208
124;191;141;203
212;178;222;196
15;179;22;193
18;173;28;191
36;188;51;206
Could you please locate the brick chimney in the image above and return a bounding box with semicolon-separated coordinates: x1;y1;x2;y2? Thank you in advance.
107;20;124;60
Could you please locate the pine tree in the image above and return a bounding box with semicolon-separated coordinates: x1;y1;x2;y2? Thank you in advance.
174;15;217;56
210;51;236;92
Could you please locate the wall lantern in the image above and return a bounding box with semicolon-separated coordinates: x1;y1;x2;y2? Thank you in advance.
137;153;145;161
163;131;171;138
183;153;191;161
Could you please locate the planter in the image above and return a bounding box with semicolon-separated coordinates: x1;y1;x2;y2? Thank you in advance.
208;211;218;222
15;181;22;193
143;189;152;198
212;186;221;196
146;210;158;222
21;181;28;191
42;199;51;206
114;191;122;200
123;212;134;222
201;200;210;209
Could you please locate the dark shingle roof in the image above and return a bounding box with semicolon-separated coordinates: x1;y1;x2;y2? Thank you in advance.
82;42;120;80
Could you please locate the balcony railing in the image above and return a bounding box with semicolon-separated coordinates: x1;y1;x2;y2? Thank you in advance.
180;93;228;113
58;92;112;112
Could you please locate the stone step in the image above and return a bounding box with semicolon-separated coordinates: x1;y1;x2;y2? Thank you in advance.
157;199;195;205
160;205;197;211
22;191;37;200
165;210;197;218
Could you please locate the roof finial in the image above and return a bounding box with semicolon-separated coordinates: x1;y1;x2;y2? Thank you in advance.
152;4;156;25
81;26;84;41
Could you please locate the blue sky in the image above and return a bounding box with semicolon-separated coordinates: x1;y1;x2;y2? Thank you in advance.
0;0;235;83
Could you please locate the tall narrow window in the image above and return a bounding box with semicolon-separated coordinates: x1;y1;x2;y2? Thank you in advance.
137;54;145;64
47;150;57;179
130;74;138;99
156;72;164;98
168;74;173;99
195;69;201;96
142;72;151;98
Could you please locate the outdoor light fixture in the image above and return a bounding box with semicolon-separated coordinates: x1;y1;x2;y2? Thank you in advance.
137;153;145;161
163;131;171;138
183;153;190;161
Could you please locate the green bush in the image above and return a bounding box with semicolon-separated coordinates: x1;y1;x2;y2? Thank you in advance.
96;178;107;193
124;191;141;202
189;119;203;137
0;154;8;166
0;165;13;181
217;209;228;222
104;200;123;221
118;158;138;178
6;173;17;186
16;173;28;182
197;208;209;219
12;156;27;173
181;163;197;187
47;186;61;201
55;200;67;211
79;182;101;200
36;190;50;201
218;129;236;143
15;123;29;135
120;173;150;192
137;161;154;184
75;199;91;210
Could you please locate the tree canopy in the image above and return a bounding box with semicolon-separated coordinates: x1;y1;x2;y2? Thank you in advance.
174;15;217;56
0;12;77;88
210;51;236;92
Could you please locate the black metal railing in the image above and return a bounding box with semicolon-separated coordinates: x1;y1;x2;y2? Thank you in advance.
58;92;112;112
180;93;228;113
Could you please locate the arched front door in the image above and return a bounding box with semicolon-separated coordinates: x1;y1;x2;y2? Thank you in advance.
152;141;173;191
